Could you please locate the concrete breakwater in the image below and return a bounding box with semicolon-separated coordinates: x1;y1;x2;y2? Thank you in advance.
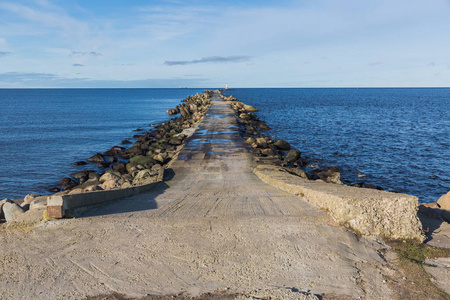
0;91;213;222
219;91;425;241
0;89;427;242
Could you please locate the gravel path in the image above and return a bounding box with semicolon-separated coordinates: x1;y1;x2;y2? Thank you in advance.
0;93;393;299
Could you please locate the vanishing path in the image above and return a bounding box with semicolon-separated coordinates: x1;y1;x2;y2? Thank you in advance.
0;92;392;299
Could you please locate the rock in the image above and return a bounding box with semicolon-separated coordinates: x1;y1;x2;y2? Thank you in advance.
421;202;440;209
437;191;450;210
129;155;155;166
243;104;258;112
153;153;169;164
274;139;291;151
84;185;103;192
112;162;126;173
323;166;340;172
132;170;158;186
108;156;118;163
30;196;48;210
284;149;301;163
87;153;105;163
97;162;110;168
256;137;268;148
245;137;256;145
255;122;271;130
101;179;122;190
60;177;78;190
99;172;121;182
168;137;183;146
260;147;277;156
317;171;343;184
121;140;132;145
284;167;309;179
70;170;92;183
48;187;61;193
73;161;88;166
23;194;41;205
69;188;84;195
3;201;25;222
103;146;125;156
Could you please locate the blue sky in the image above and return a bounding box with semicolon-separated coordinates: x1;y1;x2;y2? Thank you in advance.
0;0;449;88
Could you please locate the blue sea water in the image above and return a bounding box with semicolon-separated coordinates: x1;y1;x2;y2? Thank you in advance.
224;88;450;203
0;88;204;199
1;88;449;204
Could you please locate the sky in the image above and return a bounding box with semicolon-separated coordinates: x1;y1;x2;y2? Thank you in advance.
0;0;450;88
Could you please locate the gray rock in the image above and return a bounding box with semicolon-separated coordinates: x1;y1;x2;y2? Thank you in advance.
23;193;41;205
274;139;291;151
284;149;301;163
30;196;48;210
3;201;25;222
317;170;343;184
437;191;450;210
132;169;157;186
284;167;309;179
99;172;121;182
87;153;105;163
256;137;268;148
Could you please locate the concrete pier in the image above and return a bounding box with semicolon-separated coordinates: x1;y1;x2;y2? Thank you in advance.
0;92;402;299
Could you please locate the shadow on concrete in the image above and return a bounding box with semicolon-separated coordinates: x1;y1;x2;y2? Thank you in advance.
419;212;445;243
78;181;170;218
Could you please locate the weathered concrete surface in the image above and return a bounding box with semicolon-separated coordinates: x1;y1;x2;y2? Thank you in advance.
254;164;424;241
1;92;395;299
424;257;450;295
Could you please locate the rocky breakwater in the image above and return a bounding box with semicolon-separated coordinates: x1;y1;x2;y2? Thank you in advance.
1;91;212;223
220;91;424;241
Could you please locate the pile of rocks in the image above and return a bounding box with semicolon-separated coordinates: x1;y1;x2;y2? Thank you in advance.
0;91;212;224
220;91;343;185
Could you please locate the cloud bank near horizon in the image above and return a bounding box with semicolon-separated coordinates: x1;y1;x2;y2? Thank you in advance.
165;56;251;66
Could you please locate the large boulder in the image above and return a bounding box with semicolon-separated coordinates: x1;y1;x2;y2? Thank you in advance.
103;146;125;156
30;196;49;210
99;171;121;182
87;153;105;163
132;170;158;186
3;201;25;222
23;193;41;205
284;149;301;163
243;104;258;112
274;139;291;151
60;177;78;190
70;170;97;184
256;137;268;148
129;155;155;166
317;170;343;185
438;191;450;210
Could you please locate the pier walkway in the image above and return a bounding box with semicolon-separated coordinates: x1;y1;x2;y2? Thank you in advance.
0;92;392;299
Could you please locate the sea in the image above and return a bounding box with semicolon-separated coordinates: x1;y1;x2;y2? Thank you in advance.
0;88;204;200
223;88;450;203
0;88;449;203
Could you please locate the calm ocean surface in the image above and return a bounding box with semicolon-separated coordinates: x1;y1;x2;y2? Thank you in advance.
224;88;450;203
0;88;204;199
1;88;449;203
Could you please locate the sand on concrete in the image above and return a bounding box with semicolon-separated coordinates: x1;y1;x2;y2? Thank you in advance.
1;93;396;299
